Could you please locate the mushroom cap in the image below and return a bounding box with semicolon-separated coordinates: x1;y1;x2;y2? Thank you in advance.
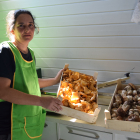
117;107;126;117
128;83;136;90
117;116;123;120
133;90;137;96
127;90;133;95
126;114;140;122
137;88;140;94
124;85;132;91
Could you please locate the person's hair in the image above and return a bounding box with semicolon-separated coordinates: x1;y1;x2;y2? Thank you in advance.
6;9;39;41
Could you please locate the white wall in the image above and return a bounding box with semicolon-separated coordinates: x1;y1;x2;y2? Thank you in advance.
0;0;139;94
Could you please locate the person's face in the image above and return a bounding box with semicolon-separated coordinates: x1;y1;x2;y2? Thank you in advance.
12;14;35;43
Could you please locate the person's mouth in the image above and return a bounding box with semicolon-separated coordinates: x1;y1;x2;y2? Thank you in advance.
24;34;31;37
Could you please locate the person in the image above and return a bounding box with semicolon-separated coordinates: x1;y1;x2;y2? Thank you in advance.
0;9;63;140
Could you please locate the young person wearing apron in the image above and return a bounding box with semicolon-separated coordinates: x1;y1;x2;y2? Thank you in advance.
0;9;63;140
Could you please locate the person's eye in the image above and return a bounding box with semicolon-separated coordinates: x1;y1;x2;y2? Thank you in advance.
29;24;34;28
18;24;24;28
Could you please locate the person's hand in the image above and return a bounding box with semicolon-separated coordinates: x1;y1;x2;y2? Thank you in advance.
40;96;62;112
54;69;64;84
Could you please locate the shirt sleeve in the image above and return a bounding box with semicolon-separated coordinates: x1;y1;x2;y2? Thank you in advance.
0;43;15;80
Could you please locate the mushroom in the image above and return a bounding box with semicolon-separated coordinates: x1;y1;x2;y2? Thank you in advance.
112;102;120;108
121;90;127;98
117;90;123;94
112;117;117;120
115;94;122;104
127;90;132;96
128;109;134;116
126;114;140;122
131;105;137;109
111;108;118;114
137;88;140;95
111;112;117;118
117;107;126;117
129;83;136;90
133;95;139;102
133;102;137;105
124;85;132;91
133;90;137;96
117;116;123;120
122;101;132;112
134;109;139;116
123;95;133;102
138;97;140;102
136;105;140;110
138;101;140;105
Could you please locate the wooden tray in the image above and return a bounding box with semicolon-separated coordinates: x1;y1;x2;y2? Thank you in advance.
57;64;101;123
105;79;140;132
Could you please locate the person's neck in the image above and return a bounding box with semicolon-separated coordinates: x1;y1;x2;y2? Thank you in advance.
13;41;29;54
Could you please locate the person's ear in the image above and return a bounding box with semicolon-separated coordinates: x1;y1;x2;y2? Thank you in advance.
11;29;14;35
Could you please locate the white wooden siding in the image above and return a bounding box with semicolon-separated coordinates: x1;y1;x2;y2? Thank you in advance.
0;0;139;94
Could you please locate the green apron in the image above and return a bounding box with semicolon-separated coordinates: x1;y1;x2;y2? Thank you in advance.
0;42;46;140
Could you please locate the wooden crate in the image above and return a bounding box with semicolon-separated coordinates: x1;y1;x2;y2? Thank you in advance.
57;64;101;123
105;79;140;132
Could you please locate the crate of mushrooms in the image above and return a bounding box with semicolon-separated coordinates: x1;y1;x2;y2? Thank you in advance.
105;79;140;132
57;64;101;123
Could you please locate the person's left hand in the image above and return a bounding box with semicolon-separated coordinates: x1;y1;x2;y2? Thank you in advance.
54;69;64;84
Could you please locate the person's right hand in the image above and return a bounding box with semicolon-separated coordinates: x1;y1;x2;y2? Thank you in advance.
40;96;62;112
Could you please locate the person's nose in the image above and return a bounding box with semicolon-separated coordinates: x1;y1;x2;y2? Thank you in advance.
24;26;30;33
